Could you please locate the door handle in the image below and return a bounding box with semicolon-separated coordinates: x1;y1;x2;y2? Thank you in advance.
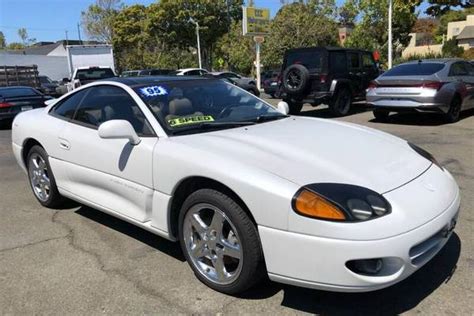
59;138;70;150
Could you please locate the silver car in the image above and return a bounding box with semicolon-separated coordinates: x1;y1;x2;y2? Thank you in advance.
366;59;474;122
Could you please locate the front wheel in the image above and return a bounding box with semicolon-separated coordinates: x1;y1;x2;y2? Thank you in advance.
445;96;462;123
330;88;352;116
287;101;303;115
27;145;66;208
178;189;265;294
373;109;390;122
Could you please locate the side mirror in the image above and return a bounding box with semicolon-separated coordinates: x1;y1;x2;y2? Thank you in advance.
98;120;141;145
277;101;289;115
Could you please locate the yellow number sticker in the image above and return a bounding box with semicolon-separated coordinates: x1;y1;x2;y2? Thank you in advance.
168;115;215;127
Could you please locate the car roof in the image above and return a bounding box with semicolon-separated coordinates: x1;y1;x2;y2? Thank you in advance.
285;46;373;54
103;76;215;87
403;58;463;64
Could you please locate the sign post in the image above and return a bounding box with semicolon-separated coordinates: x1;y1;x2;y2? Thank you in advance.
243;6;270;92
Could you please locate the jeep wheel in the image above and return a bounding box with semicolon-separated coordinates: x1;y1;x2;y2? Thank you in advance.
373;109;390;122
287;102;303;115
330;88;352;116
282;64;310;94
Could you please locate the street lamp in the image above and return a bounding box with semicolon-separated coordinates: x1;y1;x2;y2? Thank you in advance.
189;17;202;69
388;0;392;69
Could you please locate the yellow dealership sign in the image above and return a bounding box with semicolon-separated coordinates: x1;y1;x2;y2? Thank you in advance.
242;6;270;36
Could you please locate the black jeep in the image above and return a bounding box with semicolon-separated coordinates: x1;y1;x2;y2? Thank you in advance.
279;47;379;116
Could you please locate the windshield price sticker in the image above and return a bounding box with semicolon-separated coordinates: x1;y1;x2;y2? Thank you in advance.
168;115;214;127
140;85;168;97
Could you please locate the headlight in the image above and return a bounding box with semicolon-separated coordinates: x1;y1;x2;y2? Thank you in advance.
292;183;391;222
408;142;442;169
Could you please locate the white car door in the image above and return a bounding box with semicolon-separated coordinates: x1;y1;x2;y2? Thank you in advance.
55;85;158;222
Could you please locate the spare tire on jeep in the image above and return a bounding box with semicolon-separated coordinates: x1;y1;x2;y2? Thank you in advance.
282;64;310;94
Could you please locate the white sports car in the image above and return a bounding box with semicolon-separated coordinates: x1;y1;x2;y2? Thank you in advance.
11;77;460;294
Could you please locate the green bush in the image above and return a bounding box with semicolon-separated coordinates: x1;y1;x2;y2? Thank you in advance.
442;39;464;57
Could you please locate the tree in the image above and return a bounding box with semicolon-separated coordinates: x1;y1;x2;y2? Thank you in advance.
338;2;357;27
0;31;6;49
262;2;339;68
17;28;36;46
214;21;254;74
147;0;243;69
344;0;421;63
425;0;472;17
7;42;25;50
81;0;123;43
442;38;464;57
412;18;438;34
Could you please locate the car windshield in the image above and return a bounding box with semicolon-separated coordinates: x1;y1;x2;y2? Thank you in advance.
134;79;286;135
39;76;52;84
75;68;115;80
382;63;445;76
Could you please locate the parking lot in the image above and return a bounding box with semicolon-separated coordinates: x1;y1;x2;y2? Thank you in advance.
0;100;473;315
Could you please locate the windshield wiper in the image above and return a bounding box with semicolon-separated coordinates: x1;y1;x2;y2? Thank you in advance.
253;114;289;123
171;121;256;135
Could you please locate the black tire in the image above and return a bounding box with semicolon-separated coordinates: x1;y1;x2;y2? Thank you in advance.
373;109;390;122
178;189;265;294
445;95;462;123
282;64;310;94
286;101;303;115
26;145;66;208
329;87;352;116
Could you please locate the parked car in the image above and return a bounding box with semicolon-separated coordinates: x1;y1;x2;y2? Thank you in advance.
122;69;175;77
280;47;379;115
209;72;259;95
12;76;460;295
64;66;116;91
173;68;209;76
367;59;474;123
262;70;279;97
38;75;60;97
0;86;52;127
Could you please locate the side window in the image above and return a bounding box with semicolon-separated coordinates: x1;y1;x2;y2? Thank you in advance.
362;53;376;70
348;52;360;69
464;62;474;76
72;85;154;136
329;52;347;73
449;62;468;76
186;70;201;76
51;88;89;120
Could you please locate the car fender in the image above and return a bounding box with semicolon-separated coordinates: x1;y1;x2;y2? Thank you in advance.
151;139;299;234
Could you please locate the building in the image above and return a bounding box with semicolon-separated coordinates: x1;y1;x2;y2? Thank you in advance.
0;40;104;80
402;15;474;58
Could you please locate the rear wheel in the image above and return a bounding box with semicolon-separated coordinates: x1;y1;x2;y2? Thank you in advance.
287;101;303;115
27;145;66;208
373;109;390;122
178;189;265;294
330;87;352;116
445;95;462;123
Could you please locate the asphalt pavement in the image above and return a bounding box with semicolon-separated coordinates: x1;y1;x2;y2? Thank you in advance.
0;99;473;315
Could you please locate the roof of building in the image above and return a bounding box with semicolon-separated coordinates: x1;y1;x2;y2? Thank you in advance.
4;40;105;55
456;25;474;40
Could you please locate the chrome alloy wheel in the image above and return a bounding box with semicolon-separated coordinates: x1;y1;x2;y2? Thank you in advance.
183;203;243;285
28;153;51;202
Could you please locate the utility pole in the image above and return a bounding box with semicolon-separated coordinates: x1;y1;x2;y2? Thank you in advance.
77;23;82;44
65;30;68;45
189;17;202;69
388;0;393;69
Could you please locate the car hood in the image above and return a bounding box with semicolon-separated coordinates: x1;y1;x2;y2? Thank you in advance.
174;117;431;193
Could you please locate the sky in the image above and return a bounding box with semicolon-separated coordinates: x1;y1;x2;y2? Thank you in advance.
0;0;430;44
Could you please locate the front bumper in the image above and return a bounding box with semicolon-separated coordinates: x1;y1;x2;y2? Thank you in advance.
259;167;460;292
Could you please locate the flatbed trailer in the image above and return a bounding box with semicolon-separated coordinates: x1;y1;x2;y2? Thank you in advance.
0;65;41;89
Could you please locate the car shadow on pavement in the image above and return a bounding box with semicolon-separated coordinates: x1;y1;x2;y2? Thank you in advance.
75;206;186;262
369;109;474;127
299;103;372;119
244;233;461;315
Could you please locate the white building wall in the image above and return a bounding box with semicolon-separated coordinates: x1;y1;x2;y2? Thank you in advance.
0;53;69;80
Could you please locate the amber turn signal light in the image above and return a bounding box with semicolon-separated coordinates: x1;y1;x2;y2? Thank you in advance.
294;189;346;220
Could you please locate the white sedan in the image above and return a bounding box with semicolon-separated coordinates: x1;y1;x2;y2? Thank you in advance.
11;76;460;294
